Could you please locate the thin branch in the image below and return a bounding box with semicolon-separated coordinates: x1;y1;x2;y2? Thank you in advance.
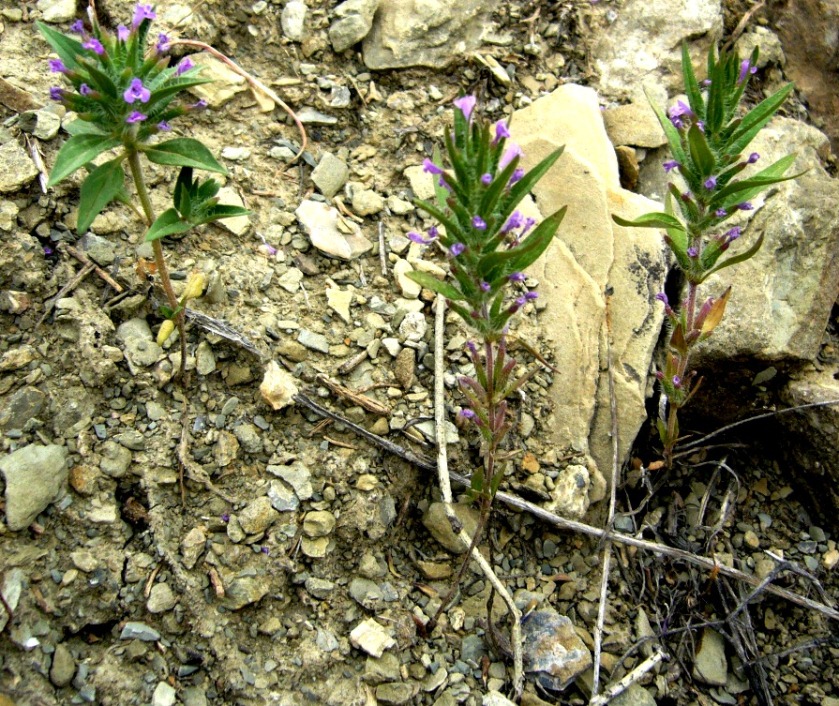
589;648;668;706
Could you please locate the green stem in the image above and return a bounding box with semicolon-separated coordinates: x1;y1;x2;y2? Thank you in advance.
126;148;187;379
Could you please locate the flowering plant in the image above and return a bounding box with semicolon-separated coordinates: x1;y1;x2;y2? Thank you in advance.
38;5;247;367
614;44;799;464
409;96;565;505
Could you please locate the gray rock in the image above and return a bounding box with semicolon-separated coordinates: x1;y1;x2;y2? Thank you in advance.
305;576;335;599
181;527;206;569
611;684;657;706
36;0;76;22
0;386;46;431
233;423;263;454
79;232;116;264
522;608;592;690
603;102;667;148
296;199;373;260
152;681;177;706
98;440;132;478
0;200;19;231
364;652;401;683
483;692;516;706
120;622;161;641
116;318;164;372
298;329;330;353
19;108;62;140
195;341;216;375
362;0;498;70
422;502;480;553
268;479;299;512
0;569;25;632
546;464;591;520
0;444;68;530
461;634;486;664
329;0;380;53
693;628;727;686
349;577;384;609
181;687;208;706
296;108;339;125
147;583;177;613
267;462;313;500
376;682;418;704
281;0;308;41
50;642;76;687
316;627;340;652
351;188;384;216
0;140;39;193
311;152;350;198
237;497;278;535
592;0;722;102
224;575;271;610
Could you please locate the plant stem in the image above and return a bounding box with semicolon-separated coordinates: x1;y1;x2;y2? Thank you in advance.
126;148;187;380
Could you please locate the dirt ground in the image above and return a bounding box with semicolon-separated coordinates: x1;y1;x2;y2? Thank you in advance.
0;1;837;705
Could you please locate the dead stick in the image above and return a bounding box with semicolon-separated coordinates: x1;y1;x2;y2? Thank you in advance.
59;243;125;293
291;391;839;622
36;261;95;327
589;648;668;706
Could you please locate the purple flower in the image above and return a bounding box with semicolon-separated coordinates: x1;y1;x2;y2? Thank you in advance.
687;246;698;258
696;121;705;133
124;78;151;104
509;167;525;185
459;408;477;420
503;211;523;233
466;341;477;355
480;173;492;185
508;272;526;283
748;152;760;164
515;295;527;307
449;242;465;257
715;208;727;218
524;291;538;301
493;120;510;144
43;245;54;256
79;83;92;96
175;57;194;76
480;281;491;292
83;37;105;55
499;143;523;170
157;120;171;131
655;292;669;306
521;217;536;236
156;33;170;53
667;100;693;129
422;158;443;175
453;95;477;121
49;86;64;101
407;231;433;245
704;176;717;190
738;59;757;84
117;24;130;41
663;160;680;173
192;99;208;110
701;79;712;87
672;375;682;388
472;216;487;230
70;20;85;33
126;110;147;123
133;3;156;27
428;226;438;238
260;546;270;555
737;202;753;211
48;58;67;73
221;513;230;523
725;226;741;243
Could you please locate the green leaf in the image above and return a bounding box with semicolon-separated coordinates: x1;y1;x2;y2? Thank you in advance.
199;204;251;223
145;208;193;242
174;167;193;217
48;134;122;186
700;231;764;281
478;207;566;282
715;154;801;209
727;83;794;156
432;145;449;209
76;158;125;234
64;120;110;137
405;271;466;302
647;91;687;166
681;42;705;120
687;124;715;177
143;138;227;174
37;22;85;70
413;198;462;241
502;146;564;220
612;212;685;231
145;76;213;111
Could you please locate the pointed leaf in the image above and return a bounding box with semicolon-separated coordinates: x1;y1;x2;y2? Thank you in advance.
701;232;764;281
612;212;685;231
198;204;251;224
48;134;122;186
501;146;564;219
728;83;794;155
715;154;801;210
405;271;467;301
64;120;110;137
687;124;715;177
76;158;125;234
682;42;705;120
37;22;86;70
143;138;227;174
146;208;193;242
647;92;687;166
699;286;731;338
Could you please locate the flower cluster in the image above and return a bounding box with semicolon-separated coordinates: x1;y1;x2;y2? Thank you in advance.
406;97;565;341
41;4;207;140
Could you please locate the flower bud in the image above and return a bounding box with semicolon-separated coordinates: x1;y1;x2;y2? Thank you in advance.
157;319;175;346
182;272;207;301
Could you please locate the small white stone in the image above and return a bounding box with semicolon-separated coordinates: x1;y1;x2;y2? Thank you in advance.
393;258;421;299
349;618;395;657
152;681;177;706
259;361;299;410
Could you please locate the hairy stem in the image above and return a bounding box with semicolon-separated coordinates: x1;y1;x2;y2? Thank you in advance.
126;148;187;380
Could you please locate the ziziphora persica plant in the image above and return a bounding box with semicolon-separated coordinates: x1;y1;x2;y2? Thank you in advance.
38;4;248;374
407;96;565;562
613;44;799;465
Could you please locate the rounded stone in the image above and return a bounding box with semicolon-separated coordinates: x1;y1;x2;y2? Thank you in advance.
147;583;177;613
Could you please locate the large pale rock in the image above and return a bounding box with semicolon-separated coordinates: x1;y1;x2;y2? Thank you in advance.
1;444;69;530
510;85;668;489
295;199;373;260
362;0;498;70
779;370;839;522
695;119;839;363
0;141;39;194
592;0;722;102
187;54;247;108
329;0;381;53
